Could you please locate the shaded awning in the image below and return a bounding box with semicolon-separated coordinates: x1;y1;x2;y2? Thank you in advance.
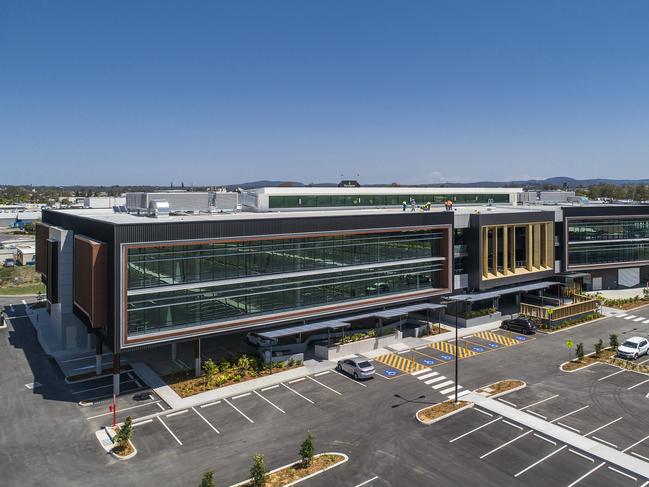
370;302;446;319
257;320;350;340
446;281;558;303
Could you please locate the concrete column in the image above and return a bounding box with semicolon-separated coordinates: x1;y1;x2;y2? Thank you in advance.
492;227;499;275
95;335;103;376
502;226;509;275
113;353;121;397
171;342;177;361
194;339;201;377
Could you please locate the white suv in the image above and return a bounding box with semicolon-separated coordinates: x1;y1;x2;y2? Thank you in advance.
617;336;649;360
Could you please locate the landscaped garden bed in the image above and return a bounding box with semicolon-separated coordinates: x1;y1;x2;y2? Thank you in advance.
476;379;525;397
240;454;346;487
416;400;471;424
164;354;302;398
523;312;603;332
587;289;649;310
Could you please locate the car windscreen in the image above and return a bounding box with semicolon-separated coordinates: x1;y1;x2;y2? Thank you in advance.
622;341;639;349
357;361;373;369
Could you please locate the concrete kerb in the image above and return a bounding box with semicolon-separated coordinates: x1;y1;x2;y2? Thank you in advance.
416;401;474;425
474;380;527;400
229;452;349;487
537;314;610;335
467;393;649;477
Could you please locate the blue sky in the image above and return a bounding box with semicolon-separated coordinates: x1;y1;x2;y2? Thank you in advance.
2;1;649;185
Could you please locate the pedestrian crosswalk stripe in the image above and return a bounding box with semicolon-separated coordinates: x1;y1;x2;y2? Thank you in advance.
634;317;645;322
429;341;478;358
624;315;635;320
410;368;431;377
618;313;628;318
433;380;455;390
449;390;471;399
374;353;427;373
417;371;439;380
644;320;649;324
440;385;460;395
474;331;519;347
425;376;447;385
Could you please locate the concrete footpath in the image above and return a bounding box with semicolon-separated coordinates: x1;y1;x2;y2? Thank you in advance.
466;392;649;478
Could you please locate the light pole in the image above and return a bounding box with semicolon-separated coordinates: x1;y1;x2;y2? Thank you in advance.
454;300;459;403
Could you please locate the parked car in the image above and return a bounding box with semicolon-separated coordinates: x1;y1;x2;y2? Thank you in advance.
3;258;15;268
336;357;375;380
617;337;649;360
500;317;537;335
246;332;275;348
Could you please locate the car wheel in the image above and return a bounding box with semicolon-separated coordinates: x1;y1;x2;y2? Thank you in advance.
502;324;509;331
354;372;359;380
336;364;342;372
634;353;638;360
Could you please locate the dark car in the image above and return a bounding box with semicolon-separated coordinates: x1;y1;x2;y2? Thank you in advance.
500;317;537;334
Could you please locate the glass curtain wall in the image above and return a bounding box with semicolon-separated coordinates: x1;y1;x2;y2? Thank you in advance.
126;229;447;336
268;193;509;208
568;219;649;241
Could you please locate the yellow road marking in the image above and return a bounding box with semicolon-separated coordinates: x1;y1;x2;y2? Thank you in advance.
475;331;519;347
374;353;426;373
429;341;478;359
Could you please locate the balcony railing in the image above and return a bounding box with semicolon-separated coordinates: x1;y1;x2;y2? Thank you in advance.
520;294;599;322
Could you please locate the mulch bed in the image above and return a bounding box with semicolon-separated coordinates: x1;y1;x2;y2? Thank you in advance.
562;349;616;371
477;380;524;396
608;299;649;310
112;442;134;457
241;454;345;487
417;400;470;422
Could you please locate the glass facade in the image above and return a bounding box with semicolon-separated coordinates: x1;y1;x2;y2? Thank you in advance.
126;229;448;337
568;218;649;266
568;218;649;241
268;193;509;209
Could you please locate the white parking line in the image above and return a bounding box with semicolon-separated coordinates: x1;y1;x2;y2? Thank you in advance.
628;378;649;390
224;398;254;423
631;451;649;462
232;392;251;400
557;422;581;433
520;394;559;410
307;375;342;395
132;418;153;427
622;434;649;452
638;358;649;365
569;449;594;462
591;436;618;448
86;401;162;420
502;419;523;430
498;398;517;407
157;416;182;445
608;466;637;482
533;433;556;445
598;369;625;381
526;410;547;420
566;462;605;487
166;409;188;418
281;383;314;404
449;417;502;443
432;380;454;390
261;385;280;392
475;408;493;417
480;430;532;459
72;379;135;395
353;476;379;487
331;369;368;388
288;377;306;384
585;417;622;436
253;390;285;414
192;407;220;434
314;370;331;377
549;405;589;423
199;400;221;409
514;445;567;477
157;402;165;411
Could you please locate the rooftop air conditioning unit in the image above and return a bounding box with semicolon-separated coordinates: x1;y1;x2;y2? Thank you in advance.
149;200;170;218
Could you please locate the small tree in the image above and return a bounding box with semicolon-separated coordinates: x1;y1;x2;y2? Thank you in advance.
203;358;218;386
250;453;267;487
299;432;315;468
609;333;619;351
114;416;133;451
594;339;603;358
199;471;215;487
576;342;584;361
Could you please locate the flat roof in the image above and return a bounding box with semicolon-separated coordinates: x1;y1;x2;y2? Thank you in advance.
251;186;522;196
446;281;558;302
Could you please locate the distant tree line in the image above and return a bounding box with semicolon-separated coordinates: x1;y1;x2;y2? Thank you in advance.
579;183;649;201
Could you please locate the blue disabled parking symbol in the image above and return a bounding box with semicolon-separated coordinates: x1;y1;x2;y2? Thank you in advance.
487;342;500;348
515;335;527;341
441;354;453;361
422;358;436;366
384;369;399;377
471;346;486;353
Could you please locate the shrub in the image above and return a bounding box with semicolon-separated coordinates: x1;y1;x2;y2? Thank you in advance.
299;432;315;468
275;361;286;369
218;359;231;373
199;471;215;487
594;339;603;358
215;375;227;387
203;359;218;386
114;416;133;450
250;453;267;487
237;355;253;372
575;342;584;361
644;287;649;299
609;333;619;350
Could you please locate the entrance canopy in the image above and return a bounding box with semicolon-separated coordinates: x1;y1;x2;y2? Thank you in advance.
256;302;446;339
446;281;558;303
